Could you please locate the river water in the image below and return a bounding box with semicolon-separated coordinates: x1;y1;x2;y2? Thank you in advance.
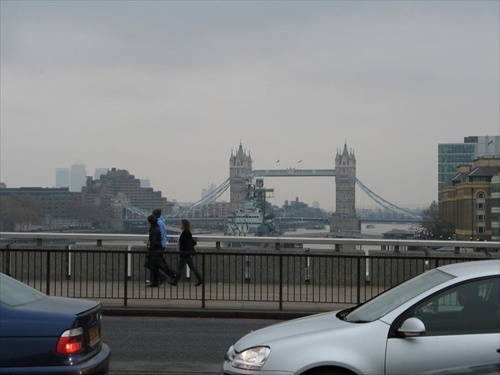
279;222;418;252
359;222;418;237
281;221;415;238
196;222;417;252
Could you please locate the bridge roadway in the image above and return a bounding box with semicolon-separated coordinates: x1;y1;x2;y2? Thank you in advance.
100;280;351;375
105;314;283;375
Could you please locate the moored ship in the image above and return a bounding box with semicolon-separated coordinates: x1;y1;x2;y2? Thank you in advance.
225;180;280;247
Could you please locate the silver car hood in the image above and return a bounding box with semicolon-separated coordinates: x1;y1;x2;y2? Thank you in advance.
234;310;349;351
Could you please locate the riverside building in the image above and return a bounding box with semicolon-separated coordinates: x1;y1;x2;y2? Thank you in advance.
440;156;500;241
438;135;499;201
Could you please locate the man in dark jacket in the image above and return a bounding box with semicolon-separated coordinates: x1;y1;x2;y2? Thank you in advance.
145;215;176;287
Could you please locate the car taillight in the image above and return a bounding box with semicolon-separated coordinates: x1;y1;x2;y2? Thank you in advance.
57;327;85;354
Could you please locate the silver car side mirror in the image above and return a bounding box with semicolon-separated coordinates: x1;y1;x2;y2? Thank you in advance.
398;317;426;337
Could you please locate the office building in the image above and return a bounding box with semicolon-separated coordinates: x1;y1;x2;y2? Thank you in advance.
81;168;169;230
202;183;217;199
140;179;151;188
70;162;87;192
94;168;109;181
0;187;80;229
438;135;499;201
55;168;70;188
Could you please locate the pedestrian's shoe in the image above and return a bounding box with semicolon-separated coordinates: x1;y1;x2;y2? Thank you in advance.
166;279;177;286
146;279;152;286
194;280;203;287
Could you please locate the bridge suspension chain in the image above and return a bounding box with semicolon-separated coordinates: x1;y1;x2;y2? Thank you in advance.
356;178;421;219
166;178;231;218
122;178;231;219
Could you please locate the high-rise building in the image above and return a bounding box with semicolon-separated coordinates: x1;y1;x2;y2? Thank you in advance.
438;135;499;201
140;179;151;188
81;168;170;230
94;168;109;181
202;183;217;199
55;168;70;188
70;162;87;192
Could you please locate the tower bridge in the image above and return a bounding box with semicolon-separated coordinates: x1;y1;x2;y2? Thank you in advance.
253;169;336;177
123;142;421;230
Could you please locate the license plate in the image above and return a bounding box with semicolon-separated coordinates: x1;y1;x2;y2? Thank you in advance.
89;326;100;346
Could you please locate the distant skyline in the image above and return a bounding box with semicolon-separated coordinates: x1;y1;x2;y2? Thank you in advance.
1;1;499;210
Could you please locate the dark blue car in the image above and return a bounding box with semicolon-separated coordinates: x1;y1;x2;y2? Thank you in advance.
0;272;111;374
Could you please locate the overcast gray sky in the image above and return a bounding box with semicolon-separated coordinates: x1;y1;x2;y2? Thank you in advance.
1;0;499;211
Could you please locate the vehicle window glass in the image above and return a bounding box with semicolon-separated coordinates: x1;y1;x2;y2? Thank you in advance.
0;273;46;306
408;277;500;335
346;269;454;322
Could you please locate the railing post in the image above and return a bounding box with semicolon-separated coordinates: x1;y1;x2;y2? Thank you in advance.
244;254;251;282
279;254;283;311
200;253;206;309
3;244;11;275
304;248;310;283
127;245;132;278
46;251;51;295
66;245;72;279
123;251;128;307
356;257;362;305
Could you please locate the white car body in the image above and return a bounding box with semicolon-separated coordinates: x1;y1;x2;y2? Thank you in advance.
221;259;500;375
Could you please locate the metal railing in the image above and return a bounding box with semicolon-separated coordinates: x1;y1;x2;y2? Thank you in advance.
1;232;498;311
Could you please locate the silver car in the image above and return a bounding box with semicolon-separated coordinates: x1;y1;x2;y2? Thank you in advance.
221;259;500;375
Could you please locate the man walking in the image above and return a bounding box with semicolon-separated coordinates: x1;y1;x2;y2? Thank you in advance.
153;208;168;249
146;208;170;286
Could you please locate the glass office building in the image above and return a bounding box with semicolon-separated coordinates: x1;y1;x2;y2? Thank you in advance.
438;136;499;201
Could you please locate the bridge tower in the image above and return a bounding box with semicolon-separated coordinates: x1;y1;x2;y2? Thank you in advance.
331;143;361;234
229;142;253;213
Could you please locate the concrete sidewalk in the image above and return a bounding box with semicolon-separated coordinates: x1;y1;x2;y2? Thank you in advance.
100;295;352;320
50;278;358;319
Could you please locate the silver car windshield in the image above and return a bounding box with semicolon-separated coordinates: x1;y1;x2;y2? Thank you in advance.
345;269;454;322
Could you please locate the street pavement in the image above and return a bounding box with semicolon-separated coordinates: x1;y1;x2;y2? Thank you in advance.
103;316;282;375
96;280;354;374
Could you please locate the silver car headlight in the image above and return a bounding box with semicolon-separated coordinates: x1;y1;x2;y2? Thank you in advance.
232;346;271;371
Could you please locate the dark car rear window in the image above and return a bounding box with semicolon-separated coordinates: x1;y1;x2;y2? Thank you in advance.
0;273;46;306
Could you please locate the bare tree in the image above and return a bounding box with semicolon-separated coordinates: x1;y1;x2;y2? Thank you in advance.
422;201;455;239
0;195;43;231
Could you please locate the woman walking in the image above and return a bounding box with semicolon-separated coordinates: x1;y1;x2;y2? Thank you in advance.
170;219;203;286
